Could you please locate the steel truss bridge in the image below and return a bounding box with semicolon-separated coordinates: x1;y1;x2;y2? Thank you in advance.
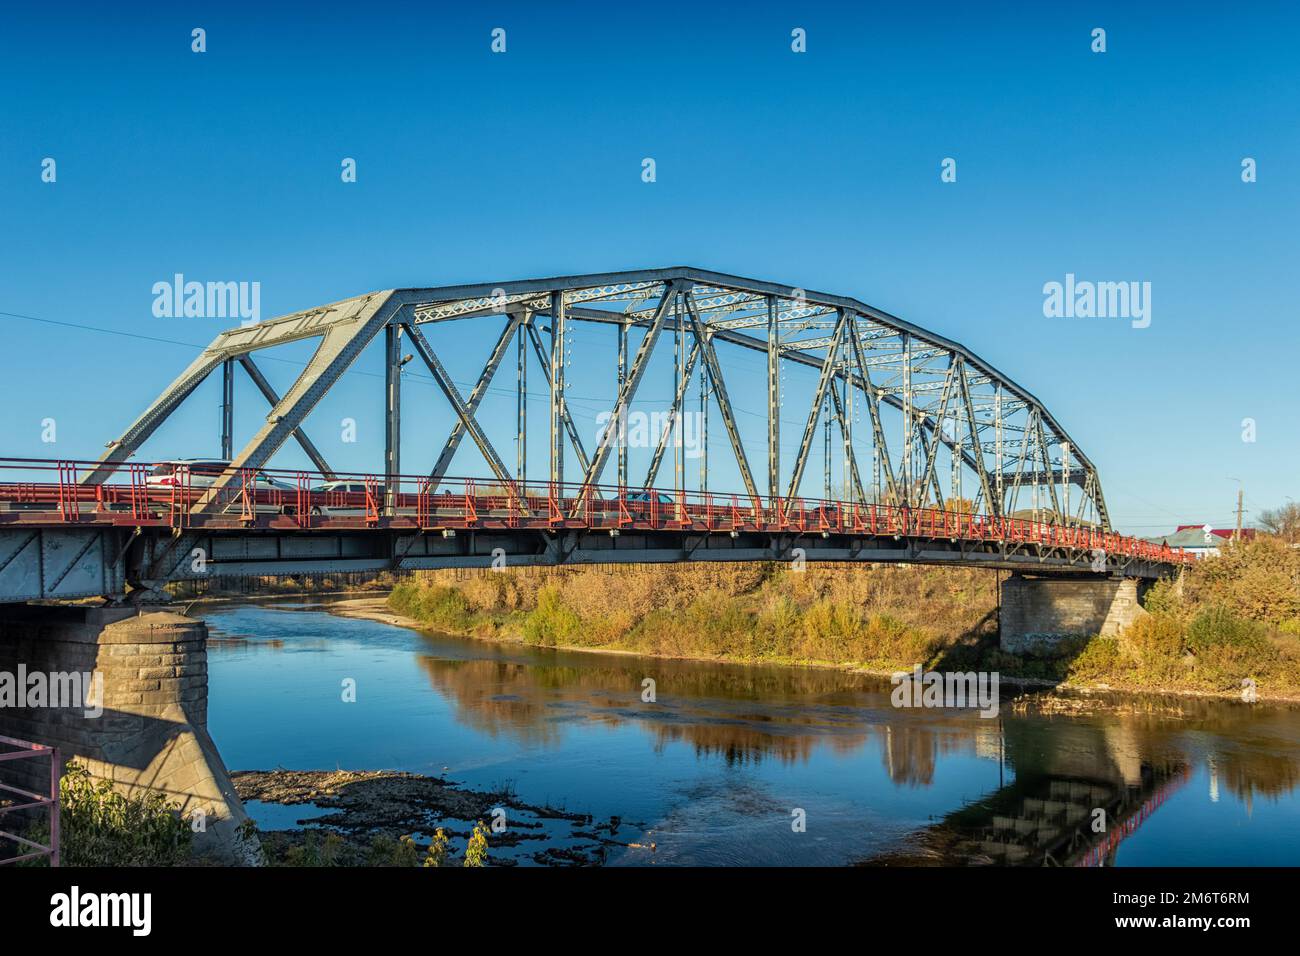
0;268;1189;603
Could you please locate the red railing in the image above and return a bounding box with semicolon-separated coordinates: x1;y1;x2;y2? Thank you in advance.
0;735;59;867
0;457;1194;567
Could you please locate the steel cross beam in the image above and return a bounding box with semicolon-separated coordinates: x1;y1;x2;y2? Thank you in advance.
848;318;899;505
236;355;337;480
785;308;848;503
643;340;701;490
827;380;867;503
958;358;998;519
569;282;679;511
426;310;525;491
523;322;591;475
82;290;394;489
915;359;958;509
683;289;761;503
403;323;526;506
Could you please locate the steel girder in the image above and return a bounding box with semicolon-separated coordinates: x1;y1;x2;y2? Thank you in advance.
85;269;1112;531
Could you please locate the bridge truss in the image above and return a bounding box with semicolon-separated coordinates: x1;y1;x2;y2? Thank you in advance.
82;268;1111;531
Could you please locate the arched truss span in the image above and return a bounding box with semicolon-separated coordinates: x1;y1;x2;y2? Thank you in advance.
84;268;1111;531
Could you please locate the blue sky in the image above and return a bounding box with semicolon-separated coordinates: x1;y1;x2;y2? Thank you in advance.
1;0;1296;532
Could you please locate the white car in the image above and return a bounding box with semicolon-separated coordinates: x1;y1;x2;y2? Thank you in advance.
308;480;373;516
147;459;297;514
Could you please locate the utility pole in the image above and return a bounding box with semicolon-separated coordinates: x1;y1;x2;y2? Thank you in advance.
1235;486;1244;541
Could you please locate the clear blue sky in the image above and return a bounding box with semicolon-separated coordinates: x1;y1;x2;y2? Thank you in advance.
1;1;1296;533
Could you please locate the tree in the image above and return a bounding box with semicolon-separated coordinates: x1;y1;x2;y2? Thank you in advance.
1258;502;1300;544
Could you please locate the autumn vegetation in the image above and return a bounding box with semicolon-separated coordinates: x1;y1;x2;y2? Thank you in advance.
389;527;1300;698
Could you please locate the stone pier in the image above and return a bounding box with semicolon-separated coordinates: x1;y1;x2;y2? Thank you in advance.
999;574;1147;655
0;605;258;864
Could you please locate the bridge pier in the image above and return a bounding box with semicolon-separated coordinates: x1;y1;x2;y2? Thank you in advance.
999;574;1147;655
0;605;259;863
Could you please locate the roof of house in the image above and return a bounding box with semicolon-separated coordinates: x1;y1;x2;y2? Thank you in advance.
1143;527;1231;549
1175;525;1257;541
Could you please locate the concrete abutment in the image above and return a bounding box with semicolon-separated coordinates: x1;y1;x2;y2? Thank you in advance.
999;574;1148;655
0;604;259;864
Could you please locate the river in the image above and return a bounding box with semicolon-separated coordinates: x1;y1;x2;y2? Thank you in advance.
204;599;1300;866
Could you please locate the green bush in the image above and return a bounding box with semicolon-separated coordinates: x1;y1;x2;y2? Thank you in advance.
26;762;191;867
1119;612;1185;665
463;820;489;867
522;586;582;645
1067;635;1124;681
1186;606;1269;654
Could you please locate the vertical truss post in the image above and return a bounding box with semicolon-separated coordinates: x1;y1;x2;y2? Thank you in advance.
767;295;780;499
994;384;1004;517
1062;441;1072;528
700;357;709;492
617;319;628;487
675;294;684;494
823;395;831;500
384;322;402;514
901;332;913;506
517;313;527;484
220;358;234;461
843;369;853;503
549;291;566;487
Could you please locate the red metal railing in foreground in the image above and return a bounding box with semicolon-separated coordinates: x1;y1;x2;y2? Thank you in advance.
0;457;1194;566
0;735;59;866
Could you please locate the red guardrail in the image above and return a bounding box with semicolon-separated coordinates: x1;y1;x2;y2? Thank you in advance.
0;457;1194;566
0;735;59;867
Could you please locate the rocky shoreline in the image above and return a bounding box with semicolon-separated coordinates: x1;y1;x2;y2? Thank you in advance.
232;768;654;867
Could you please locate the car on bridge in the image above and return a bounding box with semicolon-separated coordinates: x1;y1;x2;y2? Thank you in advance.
307;480;374;516
146;459;298;515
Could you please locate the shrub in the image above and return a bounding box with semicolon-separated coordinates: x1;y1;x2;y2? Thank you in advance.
1119;612;1184;664
423;829;451;867
522;586;581;645
28;762;192;867
464;820;489;867
1186;605;1270;654
1067;636;1124;681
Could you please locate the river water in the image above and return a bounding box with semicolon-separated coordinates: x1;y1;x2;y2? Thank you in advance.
204;600;1300;866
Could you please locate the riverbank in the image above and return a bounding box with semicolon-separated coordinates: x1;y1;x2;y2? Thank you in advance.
328;594;1300;703
362;545;1300;702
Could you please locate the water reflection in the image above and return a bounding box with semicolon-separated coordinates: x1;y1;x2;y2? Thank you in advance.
205;602;1300;866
